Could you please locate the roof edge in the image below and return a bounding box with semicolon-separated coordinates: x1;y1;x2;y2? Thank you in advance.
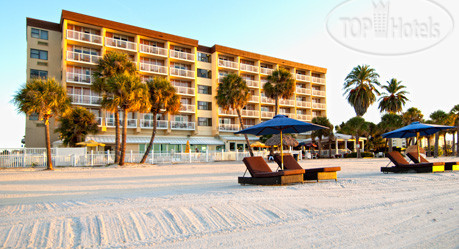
26;18;61;32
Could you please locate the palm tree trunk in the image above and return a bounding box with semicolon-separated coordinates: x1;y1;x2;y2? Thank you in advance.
318;137;322;158
434;132;439;157
44;117;53;170
443;132;448;156
236;109;254;157
114;110;120;164
328;138;332;158
119;108;128;166
388;139;393;152
140;114;157;163
427;135;431;157
274;97;279;116
356;135;361;158
452;131;456;156
456;126;459;157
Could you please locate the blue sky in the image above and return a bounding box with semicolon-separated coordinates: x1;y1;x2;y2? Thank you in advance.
0;0;457;147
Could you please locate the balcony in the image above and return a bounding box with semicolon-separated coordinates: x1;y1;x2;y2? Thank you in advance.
66;30;102;45
139;63;167;75
261;97;274;104
179;104;195;113
219;108;237;116
312;90;326;97
279;111;293;117
174;86;195;96
140;119;168;129
248;95;259;103
105;37;137;52
296;101;311;108
297;114;312;121
241;110;259;117
260;68;273;75
218;59;238;70
69;94;101;106
279;98;295;106
66;72;92;85
260;79;268;88
296;87;311;95
312;103;326;109
245;79;259;88
296;74;311;82
312;77;326;84
105;118;137;128
139;44;167;57
219;124;240;132
67;51;101;65
261;111;275;118
170;50;195;62
170;68;195;79
240;64;259;73
171;121;195;130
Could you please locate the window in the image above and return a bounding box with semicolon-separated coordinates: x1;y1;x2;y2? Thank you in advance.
30;49;48;60
29;113;39;121
30;69;48;79
198;101;212;110
31;28;48;40
197;68;210;78
198;117;212;126
198;85;211;94
198;52;211;63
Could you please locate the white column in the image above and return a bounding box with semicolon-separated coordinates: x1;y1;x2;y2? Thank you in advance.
361;140;365;152
353;140;356;152
335;139;339;155
345;140;348;152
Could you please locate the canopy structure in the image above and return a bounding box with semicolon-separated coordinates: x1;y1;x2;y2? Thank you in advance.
250;142;269;148
76;140;105;147
265;134;299;147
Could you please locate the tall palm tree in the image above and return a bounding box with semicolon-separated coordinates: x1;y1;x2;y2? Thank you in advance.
55;107;99;147
12;78;70;170
402;107;424;125
343;65;380;116
263;68;295;115
450;104;459;156
378;78;409;114
338;117;369;158
92;51;137;163
104;74;151;165
311;117;333;158
378;113;403;152
430;110;450;156
140;77;181;163
216;73;254;156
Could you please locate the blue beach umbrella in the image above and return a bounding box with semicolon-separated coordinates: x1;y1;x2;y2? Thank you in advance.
236;115;328;169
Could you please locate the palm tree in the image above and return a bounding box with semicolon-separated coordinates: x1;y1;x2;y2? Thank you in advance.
343;65;380;116
55;107;99;147
92;51;137;163
430;110;450;156
104;74;151;165
216;73;254;157
338;117;369;158
140;77;181;163
263;68;295;115
450;104;459;156
378;113;403;152
402;107;424;125
378;78;409;114
311;117;333;158
12;78;70;170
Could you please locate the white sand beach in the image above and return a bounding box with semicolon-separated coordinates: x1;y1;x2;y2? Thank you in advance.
1;158;458;248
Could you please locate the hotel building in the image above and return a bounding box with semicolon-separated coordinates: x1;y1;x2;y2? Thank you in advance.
25;10;327;152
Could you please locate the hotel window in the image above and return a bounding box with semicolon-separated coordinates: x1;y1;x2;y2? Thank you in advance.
198;101;212;110
30;69;48;79
197;69;210;78
198;117;212;126
31;28;48;40
198;53;211;63
198;85;211;94
30;49;48;60
29;113;39;121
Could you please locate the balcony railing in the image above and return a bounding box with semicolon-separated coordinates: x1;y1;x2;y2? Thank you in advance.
248;95;259;103
244;79;259;88
174;86;195;96
240;64;259;73
312;77;326;84
66;30;102;45
261;97;274;104
66;72;92;84
140;63;167;75
312;103;326;109
171;121;195;130
69;94;101;106
140;119;168;129
261;111;275;118
105;37;137;51
218;59;238;69
296;74;311;82
170;68;195;79
297;114;312;121
67;51;101;65
296;101;311;108
260;79;268;87
219;124;240;132
219;108;238;116
241;110;259;117
279;111;293;116
139;44;167;57
279;98;295;106
170;50;195;62
260;68;273;75
179;104;195;113
312;90;326;97
105;118;137;127
296;87;311;95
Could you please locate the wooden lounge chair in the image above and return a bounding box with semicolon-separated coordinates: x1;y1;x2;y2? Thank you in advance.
238;156;304;185
381;151;445;173
274;154;341;182
406;152;458;171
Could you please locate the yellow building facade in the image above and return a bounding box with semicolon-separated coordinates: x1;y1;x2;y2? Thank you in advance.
25;10;327;153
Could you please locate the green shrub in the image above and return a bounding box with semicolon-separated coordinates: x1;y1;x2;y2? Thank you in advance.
345;152;374;158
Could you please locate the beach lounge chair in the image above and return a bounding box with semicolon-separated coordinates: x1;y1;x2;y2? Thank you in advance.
406;152;458;171
274;154;341;182
381;151;444;173
238;156;304;185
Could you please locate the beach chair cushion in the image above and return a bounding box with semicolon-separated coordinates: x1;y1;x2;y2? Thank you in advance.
243;157;304;178
273;154;305;172
303;167;341;173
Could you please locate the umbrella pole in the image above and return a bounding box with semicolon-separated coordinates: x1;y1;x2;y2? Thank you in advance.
281;130;284;170
417;132;420;162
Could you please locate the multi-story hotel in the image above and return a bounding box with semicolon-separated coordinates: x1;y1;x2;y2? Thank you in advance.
25;10;327;152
